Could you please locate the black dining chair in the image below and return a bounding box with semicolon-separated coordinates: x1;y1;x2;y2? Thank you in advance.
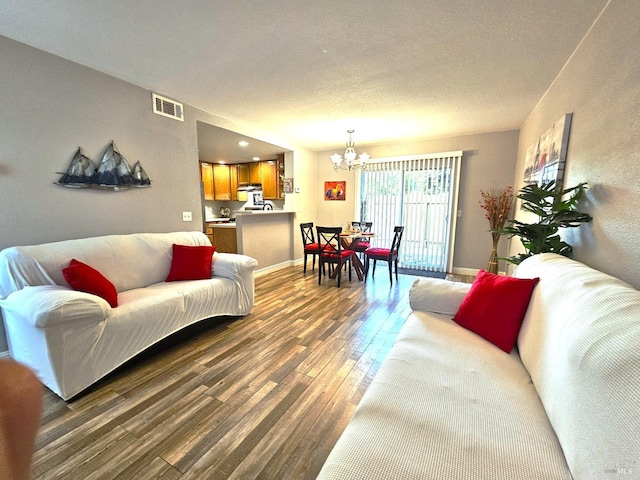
316;226;356;287
364;226;404;285
300;222;320;273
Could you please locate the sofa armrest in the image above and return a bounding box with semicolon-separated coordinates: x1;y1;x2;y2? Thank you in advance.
212;252;258;281
409;278;471;316
0;285;110;328
211;252;258;314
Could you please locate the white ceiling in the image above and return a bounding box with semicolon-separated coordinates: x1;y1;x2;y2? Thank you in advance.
0;0;609;156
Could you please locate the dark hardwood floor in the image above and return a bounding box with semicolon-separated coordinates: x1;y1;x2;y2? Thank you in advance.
32;265;419;479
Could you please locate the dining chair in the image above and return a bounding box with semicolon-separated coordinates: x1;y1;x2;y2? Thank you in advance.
299;222;320;273
316;226;356;287
364;226;405;285
351;221;373;255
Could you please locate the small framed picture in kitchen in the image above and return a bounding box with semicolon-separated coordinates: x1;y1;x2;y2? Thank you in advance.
324;181;345;201
283;178;294;194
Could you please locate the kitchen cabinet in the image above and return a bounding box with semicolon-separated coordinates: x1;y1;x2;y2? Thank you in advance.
260;161;278;199
210;226;237;254
237;164;250;184
230;165;239;200
200;162;214;200
213;164;232;200
207;157;284;201
276;154;285;199
249;163;261;184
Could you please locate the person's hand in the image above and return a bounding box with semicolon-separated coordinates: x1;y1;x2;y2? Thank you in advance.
0;359;43;480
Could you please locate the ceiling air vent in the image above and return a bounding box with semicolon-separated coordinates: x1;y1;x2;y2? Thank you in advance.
152;93;184;122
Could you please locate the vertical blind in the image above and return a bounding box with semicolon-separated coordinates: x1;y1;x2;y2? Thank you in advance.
360;151;462;273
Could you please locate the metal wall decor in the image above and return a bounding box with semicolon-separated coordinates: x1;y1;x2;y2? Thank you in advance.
55;141;151;190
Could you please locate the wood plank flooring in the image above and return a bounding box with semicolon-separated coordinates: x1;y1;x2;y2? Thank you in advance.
31;265;420;479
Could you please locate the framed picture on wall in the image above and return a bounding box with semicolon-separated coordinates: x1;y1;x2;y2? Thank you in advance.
324;181;346;201
283;178;294;194
523;113;573;187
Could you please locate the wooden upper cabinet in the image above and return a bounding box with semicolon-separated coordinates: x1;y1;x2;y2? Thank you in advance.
205;158;282;202
213;164;232;200
277;154;285;199
249;163;261;184
230;165;239;200
261;161;278;199
201;162;214;200
237;164;250;185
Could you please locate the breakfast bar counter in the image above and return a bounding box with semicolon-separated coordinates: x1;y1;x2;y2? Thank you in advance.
206;210;296;271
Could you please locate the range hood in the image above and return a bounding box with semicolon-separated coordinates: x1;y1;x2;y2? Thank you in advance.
237;183;263;192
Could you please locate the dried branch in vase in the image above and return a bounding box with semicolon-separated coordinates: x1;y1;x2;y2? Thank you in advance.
479;186;514;273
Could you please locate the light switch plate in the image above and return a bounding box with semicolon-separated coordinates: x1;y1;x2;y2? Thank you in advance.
295;187;301;193
182;211;192;222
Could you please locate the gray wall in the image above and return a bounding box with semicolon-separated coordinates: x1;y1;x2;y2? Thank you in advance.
315;130;520;273
510;0;640;289
0;35;295;352
0;36;205;249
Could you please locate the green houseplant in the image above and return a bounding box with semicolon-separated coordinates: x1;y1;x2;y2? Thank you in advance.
497;181;592;265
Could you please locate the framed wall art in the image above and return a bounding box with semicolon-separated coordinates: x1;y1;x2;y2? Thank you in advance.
283;178;294;194
324;181;346;201
523;113;572;187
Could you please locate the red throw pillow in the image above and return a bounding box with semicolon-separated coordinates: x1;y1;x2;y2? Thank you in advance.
453;270;540;353
62;259;118;307
166;244;215;282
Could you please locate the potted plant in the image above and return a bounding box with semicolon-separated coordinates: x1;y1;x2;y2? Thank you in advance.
497;181;592;265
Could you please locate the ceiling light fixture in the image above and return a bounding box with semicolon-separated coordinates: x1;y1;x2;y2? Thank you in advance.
330;129;369;171
238;141;249;147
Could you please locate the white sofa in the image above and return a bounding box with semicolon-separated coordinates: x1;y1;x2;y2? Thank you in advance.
318;253;640;480
0;231;257;400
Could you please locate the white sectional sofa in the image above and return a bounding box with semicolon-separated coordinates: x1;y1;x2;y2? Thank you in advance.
318;253;640;480
0;231;257;400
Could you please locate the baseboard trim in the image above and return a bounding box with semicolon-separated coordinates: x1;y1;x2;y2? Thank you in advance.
451;267;506;276
255;260;296;277
451;267;479;276
0;351;9;359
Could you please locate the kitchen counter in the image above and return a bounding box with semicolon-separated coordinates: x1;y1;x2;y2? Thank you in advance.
205;210;296;269
233;210;295;216
206;222;236;229
236;211;295;270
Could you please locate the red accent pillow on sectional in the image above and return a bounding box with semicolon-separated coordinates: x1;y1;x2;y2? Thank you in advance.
166;244;215;282
453;270;540;353
62;259;118;307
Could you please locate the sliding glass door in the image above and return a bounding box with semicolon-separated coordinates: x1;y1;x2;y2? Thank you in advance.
359;152;462;273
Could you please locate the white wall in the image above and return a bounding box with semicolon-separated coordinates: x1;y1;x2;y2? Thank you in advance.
510;0;640;288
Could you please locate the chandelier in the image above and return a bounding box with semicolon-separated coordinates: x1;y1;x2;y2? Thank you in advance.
330;129;370;171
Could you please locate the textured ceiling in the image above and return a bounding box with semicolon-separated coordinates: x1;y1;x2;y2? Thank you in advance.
0;0;609;153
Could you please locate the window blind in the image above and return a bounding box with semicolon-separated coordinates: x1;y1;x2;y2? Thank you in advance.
360;151;462;273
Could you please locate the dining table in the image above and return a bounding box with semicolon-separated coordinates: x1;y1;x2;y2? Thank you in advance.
334;232;376;281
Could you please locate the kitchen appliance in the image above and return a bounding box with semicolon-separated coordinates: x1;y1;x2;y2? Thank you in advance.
237;183;275;211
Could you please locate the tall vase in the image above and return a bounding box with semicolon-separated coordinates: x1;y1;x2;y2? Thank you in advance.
487;236;499;274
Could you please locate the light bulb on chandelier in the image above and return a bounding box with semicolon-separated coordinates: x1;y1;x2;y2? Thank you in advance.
330;129;370;171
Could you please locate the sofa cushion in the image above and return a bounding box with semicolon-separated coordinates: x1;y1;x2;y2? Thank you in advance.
62;259;118;307
166;244;215;282
453;270;539;353
409;277;471;316
318;310;573;479
0;231;213;296
515;253;640;479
